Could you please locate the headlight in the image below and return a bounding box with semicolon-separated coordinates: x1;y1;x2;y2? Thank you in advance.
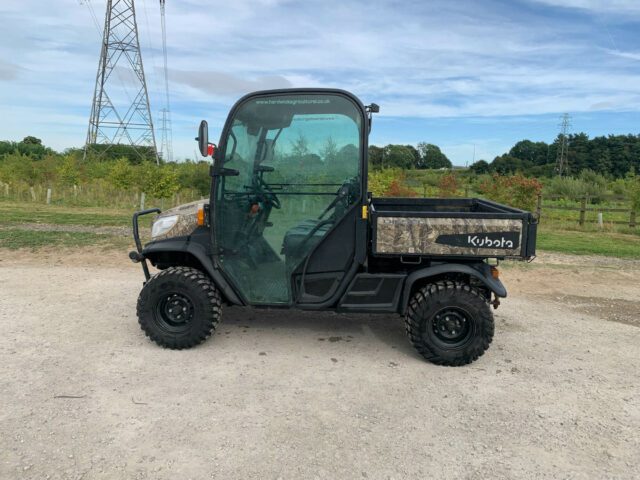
152;215;179;238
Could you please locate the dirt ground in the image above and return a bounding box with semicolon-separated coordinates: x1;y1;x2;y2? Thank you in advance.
1;248;639;479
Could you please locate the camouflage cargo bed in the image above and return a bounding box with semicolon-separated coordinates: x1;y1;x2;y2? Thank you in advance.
370;197;537;260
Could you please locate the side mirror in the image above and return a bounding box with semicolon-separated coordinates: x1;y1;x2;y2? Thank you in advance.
196;120;209;157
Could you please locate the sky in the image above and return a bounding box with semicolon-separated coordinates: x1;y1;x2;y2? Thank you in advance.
0;0;639;166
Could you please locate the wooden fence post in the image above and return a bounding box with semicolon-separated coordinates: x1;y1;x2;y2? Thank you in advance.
630;210;637;228
536;194;543;220
579;194;587;226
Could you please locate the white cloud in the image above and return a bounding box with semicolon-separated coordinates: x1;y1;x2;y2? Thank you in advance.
0;0;638;162
530;0;640;15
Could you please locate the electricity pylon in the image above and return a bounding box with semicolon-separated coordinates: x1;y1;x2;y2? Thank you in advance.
84;0;159;164
554;113;571;176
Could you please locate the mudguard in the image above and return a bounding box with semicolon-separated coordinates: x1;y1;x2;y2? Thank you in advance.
142;239;244;306
399;262;506;315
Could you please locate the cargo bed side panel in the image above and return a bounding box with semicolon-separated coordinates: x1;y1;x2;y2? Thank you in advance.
374;216;524;257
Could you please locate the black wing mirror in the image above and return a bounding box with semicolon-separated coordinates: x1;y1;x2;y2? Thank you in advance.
195;120;209;157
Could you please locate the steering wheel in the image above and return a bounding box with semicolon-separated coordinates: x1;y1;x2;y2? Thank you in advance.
256;175;281;209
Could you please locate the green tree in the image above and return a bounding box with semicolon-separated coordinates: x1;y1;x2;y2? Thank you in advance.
368;145;384;169
291;133;309;157
404;144;421;169
469;159;490;174
56;156;81;187
417;142;451;169
22;136;42;145
321;137;338;163
383;144;414;170
108;157;135;190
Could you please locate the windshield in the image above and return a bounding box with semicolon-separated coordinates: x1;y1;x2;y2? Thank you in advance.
223;94;362;190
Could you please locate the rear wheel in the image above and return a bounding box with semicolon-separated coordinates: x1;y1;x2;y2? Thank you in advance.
137;266;221;349
405;281;494;366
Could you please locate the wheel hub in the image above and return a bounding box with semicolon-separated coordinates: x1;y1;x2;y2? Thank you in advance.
157;293;194;328
432;308;470;343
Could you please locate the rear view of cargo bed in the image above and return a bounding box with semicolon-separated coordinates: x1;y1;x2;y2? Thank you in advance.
370;197;537;260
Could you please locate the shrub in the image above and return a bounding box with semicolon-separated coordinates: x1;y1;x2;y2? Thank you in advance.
384;177;417;198
368;168;403;197
438;173;462;197
479;174;543;211
546;173;606;198
56;156;81;187
108;157;135;190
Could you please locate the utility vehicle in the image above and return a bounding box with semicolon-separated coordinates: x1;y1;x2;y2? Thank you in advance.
130;89;537;366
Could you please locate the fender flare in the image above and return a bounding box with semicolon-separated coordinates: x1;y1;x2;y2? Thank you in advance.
399;262;506;315
142;239;244;306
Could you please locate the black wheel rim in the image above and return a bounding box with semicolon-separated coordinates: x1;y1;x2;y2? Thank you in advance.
428;307;473;348
154;292;195;333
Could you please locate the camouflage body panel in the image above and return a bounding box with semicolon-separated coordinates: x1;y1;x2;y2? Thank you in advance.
152;200;208;240
375;216;523;257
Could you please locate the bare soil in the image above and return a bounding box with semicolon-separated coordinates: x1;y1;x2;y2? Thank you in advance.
1;249;638;479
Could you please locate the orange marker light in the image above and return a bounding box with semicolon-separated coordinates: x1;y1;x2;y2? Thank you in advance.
197;208;204;226
491;267;499;279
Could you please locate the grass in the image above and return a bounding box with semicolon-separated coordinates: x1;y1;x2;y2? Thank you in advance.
0;202;152;228
0;229;130;251
537;229;640;259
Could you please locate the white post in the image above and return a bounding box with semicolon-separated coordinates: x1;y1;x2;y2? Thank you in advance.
30;186;36;201
140;192;146;210
134;191;139;208
598;212;603;228
73;185;78;199
46;188;52;204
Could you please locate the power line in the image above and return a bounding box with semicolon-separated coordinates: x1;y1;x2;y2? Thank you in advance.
554;113;571;176
158;0;173;162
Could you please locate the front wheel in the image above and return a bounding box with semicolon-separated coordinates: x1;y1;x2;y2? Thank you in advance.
137;266;221;349
405;281;494;366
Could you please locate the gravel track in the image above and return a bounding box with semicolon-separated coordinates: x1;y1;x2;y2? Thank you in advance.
1;250;638;479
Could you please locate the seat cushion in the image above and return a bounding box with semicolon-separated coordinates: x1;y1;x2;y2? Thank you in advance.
282;219;331;257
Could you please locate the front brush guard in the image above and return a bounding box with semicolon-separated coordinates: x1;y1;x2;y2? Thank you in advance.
130;208;161;281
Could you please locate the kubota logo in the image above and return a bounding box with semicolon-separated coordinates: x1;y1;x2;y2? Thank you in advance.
467;235;514;248
435;231;520;250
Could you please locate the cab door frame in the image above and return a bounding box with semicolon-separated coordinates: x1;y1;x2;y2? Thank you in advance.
210;88;370;308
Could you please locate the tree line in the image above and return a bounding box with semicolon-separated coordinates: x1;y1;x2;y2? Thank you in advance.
470;133;640;179
368;142;452;170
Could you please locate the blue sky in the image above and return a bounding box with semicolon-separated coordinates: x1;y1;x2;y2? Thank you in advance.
0;0;639;165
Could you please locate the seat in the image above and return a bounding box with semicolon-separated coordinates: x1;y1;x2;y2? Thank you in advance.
281;219;332;259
